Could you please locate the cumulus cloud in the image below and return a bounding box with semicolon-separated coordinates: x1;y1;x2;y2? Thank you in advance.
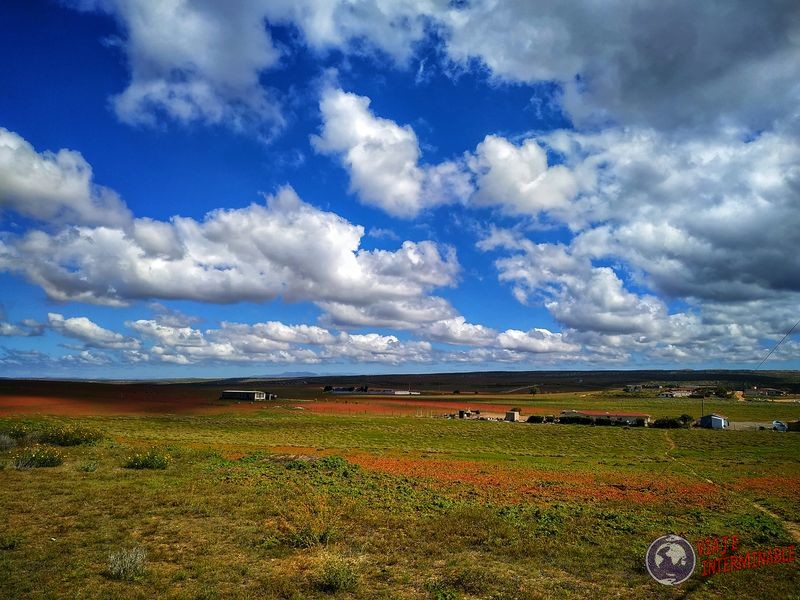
319;296;457;330
543;126;800;301
312;87;471;217
83;0;284;138
121;318;440;366
313;88;585;219
437;1;800;131
69;0;430;137
0;319;44;337
467;135;577;215
497;328;579;354
424;316;497;347
0;160;459;331
0;127;463;338
68;2;799;135
0;128;131;226
48;312;140;350
480;224;800;365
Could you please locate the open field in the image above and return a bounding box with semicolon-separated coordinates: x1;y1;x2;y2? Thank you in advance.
1;375;799;598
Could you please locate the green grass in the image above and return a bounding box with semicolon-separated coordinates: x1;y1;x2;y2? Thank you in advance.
11;445;64;469
0;409;798;599
122;448;171;470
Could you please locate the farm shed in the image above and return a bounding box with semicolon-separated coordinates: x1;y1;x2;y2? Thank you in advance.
505;410;521;422
560;409;650;425
219;390;271;401
699;413;728;429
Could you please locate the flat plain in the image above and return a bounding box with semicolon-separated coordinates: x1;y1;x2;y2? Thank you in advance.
1;374;799;599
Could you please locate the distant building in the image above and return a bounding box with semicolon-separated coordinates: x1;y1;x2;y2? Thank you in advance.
624;385;642;392
658;388;694;398
698;413;728;429
505;410;521;422
219;390;272;401
560;409;651;426
327;387;420;395
744;388;787;397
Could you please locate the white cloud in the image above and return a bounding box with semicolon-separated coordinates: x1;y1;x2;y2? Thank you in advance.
68;2;799;135
121;317;438;366
543;126;800;301
424;316;497;346
319;296;456;329
48;312;140;350
0;151;459;328
312;87;471;217
126;319;205;347
90;0;284;138
0;128;131;227
467;135;577;215
70;0;431;138
0;319;44;337
321;333;433;364
497;328;579;354
264;0;431;65
313;90;583;220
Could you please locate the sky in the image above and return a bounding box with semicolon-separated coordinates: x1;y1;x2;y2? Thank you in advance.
0;0;799;379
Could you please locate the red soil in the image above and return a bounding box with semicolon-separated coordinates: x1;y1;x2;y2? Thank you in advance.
0;394;269;416
346;453;722;507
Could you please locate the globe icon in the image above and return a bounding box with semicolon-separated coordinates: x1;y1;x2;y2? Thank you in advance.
646;534;696;585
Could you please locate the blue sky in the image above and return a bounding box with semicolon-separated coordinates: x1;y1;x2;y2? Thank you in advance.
1;0;799;378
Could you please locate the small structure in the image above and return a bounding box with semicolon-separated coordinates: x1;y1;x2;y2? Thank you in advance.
505;410;521;422
219;390;272;401
658;388;694;398
744;387;787;398
560;409;650;426
698;413;728;429
624;384;642;392
458;409;473;419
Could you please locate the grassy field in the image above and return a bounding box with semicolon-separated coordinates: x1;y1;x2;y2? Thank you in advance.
1;394;799;599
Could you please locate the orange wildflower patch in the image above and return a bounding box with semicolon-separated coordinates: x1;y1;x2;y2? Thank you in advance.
347;453;723;507
734;475;800;500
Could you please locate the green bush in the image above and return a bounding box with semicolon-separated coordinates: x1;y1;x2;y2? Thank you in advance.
5;423;32;440
123;448;171;470
287;524;337;548
39;425;102;446
0;535;22;550
105;546;147;581
12;445;64;469
315;553;358;593
0;434;14;451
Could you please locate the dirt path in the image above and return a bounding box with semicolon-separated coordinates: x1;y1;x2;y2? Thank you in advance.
663;431;800;543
